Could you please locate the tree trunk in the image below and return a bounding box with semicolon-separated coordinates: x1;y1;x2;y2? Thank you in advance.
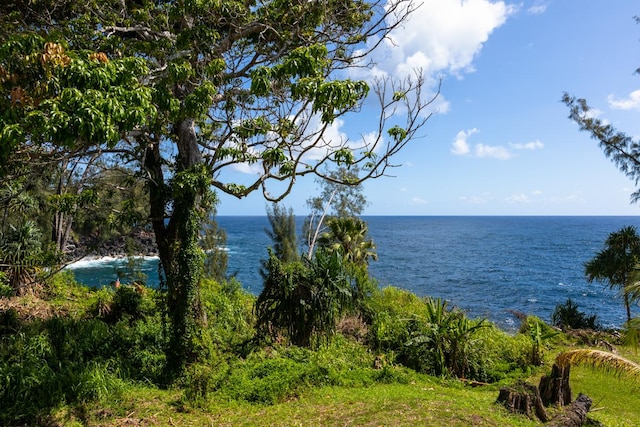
539;363;572;407
624;293;631;323
495;381;549;422
145;119;207;378
546;393;592;427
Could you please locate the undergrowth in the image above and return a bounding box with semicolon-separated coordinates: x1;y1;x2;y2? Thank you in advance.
0;274;633;426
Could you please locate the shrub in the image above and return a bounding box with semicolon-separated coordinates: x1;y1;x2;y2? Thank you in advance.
551;298;600;330
199;278;255;354
463;325;533;383
366;286;426;352
255;249;352;347
403;297;487;378
366;287;536;382
0;286;166;424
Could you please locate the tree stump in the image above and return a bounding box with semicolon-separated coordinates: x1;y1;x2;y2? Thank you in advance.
496;381;549;422
546;393;592;427
539;363;572;407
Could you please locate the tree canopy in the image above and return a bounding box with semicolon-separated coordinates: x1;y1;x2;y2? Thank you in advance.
0;0;436;374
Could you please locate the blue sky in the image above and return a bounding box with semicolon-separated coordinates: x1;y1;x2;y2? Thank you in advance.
217;0;640;216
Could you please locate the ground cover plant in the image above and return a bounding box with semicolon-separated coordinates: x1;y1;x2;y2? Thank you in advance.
2;271;639;426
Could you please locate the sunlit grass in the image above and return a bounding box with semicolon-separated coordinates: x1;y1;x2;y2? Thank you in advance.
60;379;544;427
570;364;640;427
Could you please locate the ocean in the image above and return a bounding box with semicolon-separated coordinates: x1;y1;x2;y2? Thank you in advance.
67;216;640;330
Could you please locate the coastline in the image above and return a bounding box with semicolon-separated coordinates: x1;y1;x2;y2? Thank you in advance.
65;255;160;270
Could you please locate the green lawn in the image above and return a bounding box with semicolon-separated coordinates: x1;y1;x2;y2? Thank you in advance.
56;378;543;426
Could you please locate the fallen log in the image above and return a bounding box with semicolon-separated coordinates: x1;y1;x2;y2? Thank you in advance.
546;393;592;427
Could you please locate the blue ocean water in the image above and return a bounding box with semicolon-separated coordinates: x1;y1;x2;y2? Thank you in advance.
68;216;640;330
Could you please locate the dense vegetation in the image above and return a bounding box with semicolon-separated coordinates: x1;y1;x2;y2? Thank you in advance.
1;269;638;426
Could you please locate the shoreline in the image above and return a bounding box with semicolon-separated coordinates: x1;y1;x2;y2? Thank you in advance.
65;254;160;270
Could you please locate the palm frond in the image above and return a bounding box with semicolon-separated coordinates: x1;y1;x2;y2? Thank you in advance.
555;349;640;383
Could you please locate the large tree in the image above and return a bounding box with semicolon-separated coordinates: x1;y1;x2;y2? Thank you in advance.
0;0;435;374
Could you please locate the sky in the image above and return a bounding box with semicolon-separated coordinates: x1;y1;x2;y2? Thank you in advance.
216;0;640;216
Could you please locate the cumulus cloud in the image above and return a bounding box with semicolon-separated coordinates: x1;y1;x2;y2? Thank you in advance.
353;0;513;93
510;140;544;150
385;0;513;78
451;128;478;155
608;90;640;111
451;128;512;159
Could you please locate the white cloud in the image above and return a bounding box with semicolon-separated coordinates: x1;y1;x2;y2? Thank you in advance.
232;162;262;175
475;143;511;159
459;193;493;204
452;128;512;159
608;90;640;111
451;128;478;155
527;1;547;15
383;0;514;78
353;0;513;109
411;196;428;205
506;193;530;204
510;140;544;150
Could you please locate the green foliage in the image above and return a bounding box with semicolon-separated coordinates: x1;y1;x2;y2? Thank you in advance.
318;216;377;267
198;278;256;354
44;269;85;301
0;220;45;294
551;298;600;330
0;271;11;297
367;287;533;382
264;203;299;264
519;315;560;366
403;297;487;378
256;249;352;347
1;0;432;379
182;336;411;407
0;285;166;424
585;225;640;322
0;36;156;149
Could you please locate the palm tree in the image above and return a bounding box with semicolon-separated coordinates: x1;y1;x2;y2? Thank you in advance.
317;217;377;267
585;225;640;323
555;349;640;380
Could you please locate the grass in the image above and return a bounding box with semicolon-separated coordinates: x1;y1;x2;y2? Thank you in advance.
570;363;640;427
56;378;543;427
